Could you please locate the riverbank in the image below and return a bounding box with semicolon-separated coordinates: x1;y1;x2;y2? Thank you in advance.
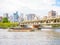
52;24;60;28
0;22;19;29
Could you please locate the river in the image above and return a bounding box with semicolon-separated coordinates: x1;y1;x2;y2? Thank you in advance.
0;29;60;45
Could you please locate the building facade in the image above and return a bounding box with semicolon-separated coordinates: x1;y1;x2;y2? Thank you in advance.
3;13;9;18
13;11;19;22
26;14;36;21
43;16;47;19
0;16;2;22
48;10;56;18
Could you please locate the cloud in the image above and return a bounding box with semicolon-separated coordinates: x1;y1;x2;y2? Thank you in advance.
0;0;60;16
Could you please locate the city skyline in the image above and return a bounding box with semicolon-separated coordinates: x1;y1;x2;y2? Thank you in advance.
0;10;60;22
0;0;60;17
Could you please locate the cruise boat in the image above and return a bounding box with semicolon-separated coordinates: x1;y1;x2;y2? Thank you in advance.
8;25;34;32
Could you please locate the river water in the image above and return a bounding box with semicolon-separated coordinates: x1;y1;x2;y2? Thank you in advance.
0;29;60;45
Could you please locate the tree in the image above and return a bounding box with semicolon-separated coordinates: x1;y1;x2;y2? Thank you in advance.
2;17;10;23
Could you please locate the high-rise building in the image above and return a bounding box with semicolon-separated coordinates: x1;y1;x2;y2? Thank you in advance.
18;13;24;22
26;14;36;21
43;16;47;19
48;10;56;18
9;15;14;22
19;16;24;22
3;13;8;18
13;11;19;22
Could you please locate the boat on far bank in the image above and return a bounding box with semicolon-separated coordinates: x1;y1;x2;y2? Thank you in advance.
41;25;53;31
43;25;52;28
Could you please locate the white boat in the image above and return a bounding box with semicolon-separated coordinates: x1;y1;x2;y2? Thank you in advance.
41;25;53;31
43;25;52;28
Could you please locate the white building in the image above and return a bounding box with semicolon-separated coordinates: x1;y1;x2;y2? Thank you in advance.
18;13;24;22
9;15;14;22
26;14;38;21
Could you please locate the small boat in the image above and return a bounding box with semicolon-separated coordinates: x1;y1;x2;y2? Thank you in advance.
41;25;53;31
43;25;52;28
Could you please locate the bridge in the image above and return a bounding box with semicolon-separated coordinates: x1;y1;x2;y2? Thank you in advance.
20;17;60;25
19;17;60;28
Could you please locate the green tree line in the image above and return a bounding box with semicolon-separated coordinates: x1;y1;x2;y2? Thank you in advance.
0;17;19;28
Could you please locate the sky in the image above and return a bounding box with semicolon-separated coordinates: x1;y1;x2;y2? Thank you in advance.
0;0;60;17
